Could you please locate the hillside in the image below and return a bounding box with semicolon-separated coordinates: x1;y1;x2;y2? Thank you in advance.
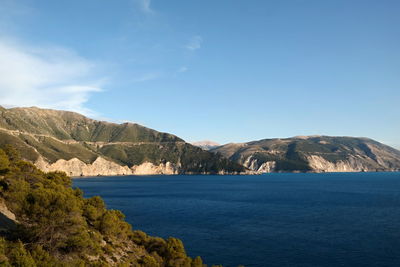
0;146;214;266
0;106;245;176
211;136;400;173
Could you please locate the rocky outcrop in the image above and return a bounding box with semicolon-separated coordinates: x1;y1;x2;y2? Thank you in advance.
307;155;369;172
257;161;277;173
35;156;180;177
0;200;16;222
0;199;17;232
131;162;179;175
243;153;399;174
243;155;276;173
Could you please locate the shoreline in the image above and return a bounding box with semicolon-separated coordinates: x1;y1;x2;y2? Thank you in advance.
71;170;400;179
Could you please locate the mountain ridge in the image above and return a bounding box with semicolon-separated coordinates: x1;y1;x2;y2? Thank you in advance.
0;106;246;176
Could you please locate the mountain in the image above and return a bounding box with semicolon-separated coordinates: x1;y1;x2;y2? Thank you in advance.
0;106;245;176
191;140;220;150
211;135;400;173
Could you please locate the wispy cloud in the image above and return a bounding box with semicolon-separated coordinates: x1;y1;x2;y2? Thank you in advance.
130;72;161;83
185;35;202;51
177;66;188;73
135;0;154;14
0;38;104;116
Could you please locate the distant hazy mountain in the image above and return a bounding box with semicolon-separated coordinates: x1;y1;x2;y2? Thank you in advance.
191;140;220;150
211;136;400;173
0;106;245;176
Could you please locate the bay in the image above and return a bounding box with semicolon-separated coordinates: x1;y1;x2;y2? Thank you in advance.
73;172;400;267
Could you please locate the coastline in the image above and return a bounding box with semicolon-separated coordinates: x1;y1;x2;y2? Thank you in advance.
71;169;400;179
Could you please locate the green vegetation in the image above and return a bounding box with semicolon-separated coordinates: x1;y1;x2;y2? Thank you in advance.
0;107;182;143
0;132;39;162
99;143;245;173
20;134;99;164
0;146;232;266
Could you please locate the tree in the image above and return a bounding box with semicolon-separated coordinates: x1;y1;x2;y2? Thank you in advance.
6;241;36;267
191;256;204;267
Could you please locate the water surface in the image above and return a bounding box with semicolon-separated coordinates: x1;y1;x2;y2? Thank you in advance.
73;172;400;267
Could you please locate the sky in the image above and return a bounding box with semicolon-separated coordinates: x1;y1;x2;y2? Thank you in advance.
0;0;399;147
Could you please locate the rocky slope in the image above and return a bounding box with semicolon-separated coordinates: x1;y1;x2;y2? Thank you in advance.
0;106;245;176
211;136;400;173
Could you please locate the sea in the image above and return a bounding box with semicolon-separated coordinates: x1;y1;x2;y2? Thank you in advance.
73;172;400;267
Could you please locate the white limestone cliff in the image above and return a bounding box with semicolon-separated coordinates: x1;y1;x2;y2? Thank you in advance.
131;161;179;175
35;156;180;177
243;155;276;173
306;155;369;172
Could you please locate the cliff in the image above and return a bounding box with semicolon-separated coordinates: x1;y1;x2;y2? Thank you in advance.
35;156;180;176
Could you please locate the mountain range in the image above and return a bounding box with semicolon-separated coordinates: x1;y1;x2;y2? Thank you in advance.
0;106;399;175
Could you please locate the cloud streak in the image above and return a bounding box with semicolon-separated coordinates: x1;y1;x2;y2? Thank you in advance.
130;72;161;82
136;0;154;14
0;38;104;116
177;66;188;73
185;35;202;51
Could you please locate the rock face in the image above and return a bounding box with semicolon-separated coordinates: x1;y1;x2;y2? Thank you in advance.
243;155;276;173
307;155;369;172
0;106;245;175
131;162;179;175
0;200;16;222
211;136;400;173
36;156;180;176
0;199;17;233
36;156;130;176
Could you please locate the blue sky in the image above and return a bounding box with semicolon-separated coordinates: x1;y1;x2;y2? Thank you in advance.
0;0;399;147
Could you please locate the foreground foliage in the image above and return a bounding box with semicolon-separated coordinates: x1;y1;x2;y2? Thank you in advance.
0;145;227;266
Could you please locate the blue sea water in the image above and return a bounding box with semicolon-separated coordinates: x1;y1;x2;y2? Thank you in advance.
73;172;400;267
